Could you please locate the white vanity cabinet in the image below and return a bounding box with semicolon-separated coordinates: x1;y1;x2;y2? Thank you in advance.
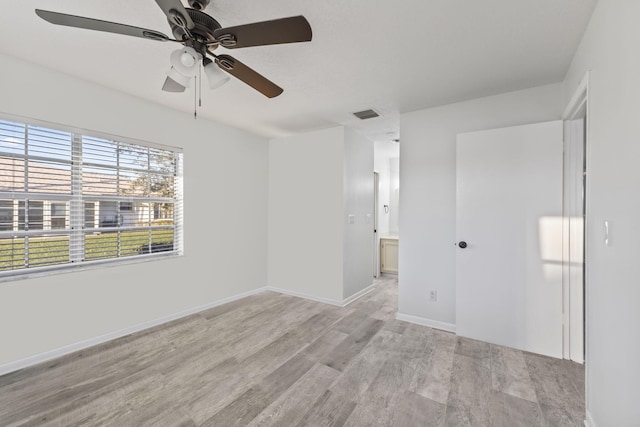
380;237;398;274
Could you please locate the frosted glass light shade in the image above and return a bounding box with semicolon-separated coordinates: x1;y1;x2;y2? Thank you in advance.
180;51;195;67
203;58;230;90
170;47;200;77
166;66;192;88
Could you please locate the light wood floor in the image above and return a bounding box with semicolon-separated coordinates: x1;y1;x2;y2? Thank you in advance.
0;277;584;426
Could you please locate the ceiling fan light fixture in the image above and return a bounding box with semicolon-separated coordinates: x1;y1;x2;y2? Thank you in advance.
180;51;195;67
203;57;230;90
170;47;201;77
166;66;192;89
162;76;186;92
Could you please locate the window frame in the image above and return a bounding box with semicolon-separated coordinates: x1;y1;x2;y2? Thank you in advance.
0;113;183;281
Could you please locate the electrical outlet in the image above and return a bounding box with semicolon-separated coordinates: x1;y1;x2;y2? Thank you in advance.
429;290;437;302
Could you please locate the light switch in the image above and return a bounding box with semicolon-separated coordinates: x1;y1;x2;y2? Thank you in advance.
348;214;355;224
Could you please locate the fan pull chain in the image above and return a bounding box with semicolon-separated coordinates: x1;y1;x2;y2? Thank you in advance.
193;75;197;119
199;63;202;107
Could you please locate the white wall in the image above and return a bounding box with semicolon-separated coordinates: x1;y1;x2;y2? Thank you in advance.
268;127;345;302
399;84;563;328
0;54;268;367
563;1;640;425
343;128;374;299
268;127;375;302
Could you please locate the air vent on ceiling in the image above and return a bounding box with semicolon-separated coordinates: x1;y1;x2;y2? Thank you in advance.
353;109;380;120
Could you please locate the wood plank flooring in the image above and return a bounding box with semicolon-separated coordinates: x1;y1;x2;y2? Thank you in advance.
0;277;585;426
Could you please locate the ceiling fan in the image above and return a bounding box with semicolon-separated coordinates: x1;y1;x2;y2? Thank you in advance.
35;0;312;98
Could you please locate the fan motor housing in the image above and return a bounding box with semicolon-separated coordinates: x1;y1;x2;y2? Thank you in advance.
171;8;221;45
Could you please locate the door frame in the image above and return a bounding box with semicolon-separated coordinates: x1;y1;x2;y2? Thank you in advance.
373;171;380;278
562;72;590;363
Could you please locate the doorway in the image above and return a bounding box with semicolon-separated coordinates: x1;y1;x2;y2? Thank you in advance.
373;140;400;277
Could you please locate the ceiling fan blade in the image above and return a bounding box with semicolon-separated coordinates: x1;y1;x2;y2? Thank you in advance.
213;16;312;49
155;0;195;30
215;54;283;98
35;9;171;41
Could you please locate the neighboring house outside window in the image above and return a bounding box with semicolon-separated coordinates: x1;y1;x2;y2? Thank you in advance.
0;117;183;276
0;200;11;231
51;202;67;229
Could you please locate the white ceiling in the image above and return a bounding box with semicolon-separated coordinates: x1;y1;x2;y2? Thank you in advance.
0;0;596;141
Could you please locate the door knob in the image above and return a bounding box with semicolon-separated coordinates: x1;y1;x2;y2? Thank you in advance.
458;241;467;248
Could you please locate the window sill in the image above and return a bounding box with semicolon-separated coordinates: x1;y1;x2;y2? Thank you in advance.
0;252;182;285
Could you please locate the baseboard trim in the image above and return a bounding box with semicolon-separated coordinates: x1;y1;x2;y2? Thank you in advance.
0;286;269;377
342;283;376;306
266;283;375;308
584;410;596;427
266;286;343;306
396;313;457;333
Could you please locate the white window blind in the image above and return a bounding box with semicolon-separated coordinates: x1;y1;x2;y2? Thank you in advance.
0;118;183;277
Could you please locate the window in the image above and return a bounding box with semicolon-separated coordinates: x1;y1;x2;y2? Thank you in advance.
84;202;95;229
18;200;44;231
51;202;67;230
0;118;183;276
0;200;12;231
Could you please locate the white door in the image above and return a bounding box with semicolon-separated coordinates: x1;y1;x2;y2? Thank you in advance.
456;121;563;358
